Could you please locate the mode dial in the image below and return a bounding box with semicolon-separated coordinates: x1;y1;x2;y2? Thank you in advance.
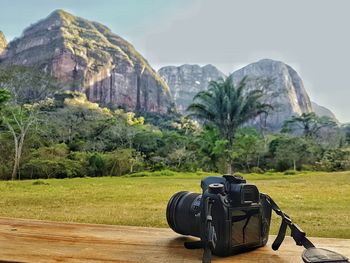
208;183;225;194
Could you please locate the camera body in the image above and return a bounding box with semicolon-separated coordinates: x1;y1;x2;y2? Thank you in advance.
167;175;349;262
166;175;272;256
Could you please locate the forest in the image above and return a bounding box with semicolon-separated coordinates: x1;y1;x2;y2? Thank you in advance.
1;66;350;180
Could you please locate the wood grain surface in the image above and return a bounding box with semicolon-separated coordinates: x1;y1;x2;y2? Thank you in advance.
0;217;349;263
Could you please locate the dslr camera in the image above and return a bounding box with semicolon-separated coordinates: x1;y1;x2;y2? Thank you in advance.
166;174;349;263
166;175;271;256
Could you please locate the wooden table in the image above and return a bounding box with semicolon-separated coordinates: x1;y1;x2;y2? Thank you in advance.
0;217;349;263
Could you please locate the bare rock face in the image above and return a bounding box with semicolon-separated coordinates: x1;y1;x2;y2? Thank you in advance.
230;59;313;131
158;64;225;112
312;101;339;123
0;31;7;55
0;10;171;113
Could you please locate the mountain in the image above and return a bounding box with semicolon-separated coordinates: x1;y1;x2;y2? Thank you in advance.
312;101;339;123
0;10;171;113
0;31;7;54
230;59;313;130
158;64;225;112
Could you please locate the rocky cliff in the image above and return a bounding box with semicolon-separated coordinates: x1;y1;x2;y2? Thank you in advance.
230;59;313;130
158;64;225;112
0;31;7;54
312;101;339;123
0;10;171;113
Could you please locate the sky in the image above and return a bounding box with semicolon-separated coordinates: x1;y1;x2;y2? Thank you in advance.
0;0;349;122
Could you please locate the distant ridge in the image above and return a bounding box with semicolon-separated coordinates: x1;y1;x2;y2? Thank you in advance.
312;101;339;123
158;64;225;112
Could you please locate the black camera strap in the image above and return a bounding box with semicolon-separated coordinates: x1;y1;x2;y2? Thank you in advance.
203;198;217;263
262;194;314;250
262;194;349;263
184;196;217;263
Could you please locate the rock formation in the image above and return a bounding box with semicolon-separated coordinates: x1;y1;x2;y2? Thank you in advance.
312;101;339;123
158;64;225;112
0;31;7;54
230;59;313;130
0;10;171;113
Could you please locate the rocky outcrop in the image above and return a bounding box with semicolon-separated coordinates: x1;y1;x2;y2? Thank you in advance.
158;60;316;130
0;10;171;113
0;31;7;55
312;101;339;123
158;64;225;112
230;59;313;131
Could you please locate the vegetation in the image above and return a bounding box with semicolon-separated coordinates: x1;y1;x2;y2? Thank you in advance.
0;65;349;243
187;76;271;174
0;67;349;180
0;89;11;109
0;171;349;238
282;112;337;138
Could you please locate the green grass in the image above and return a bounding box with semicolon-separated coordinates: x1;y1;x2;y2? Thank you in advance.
0;171;349;238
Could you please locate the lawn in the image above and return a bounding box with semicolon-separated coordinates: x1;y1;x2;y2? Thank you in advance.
0;170;349;238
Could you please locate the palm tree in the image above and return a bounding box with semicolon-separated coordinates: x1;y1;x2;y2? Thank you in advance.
282;112;337;138
187;76;271;174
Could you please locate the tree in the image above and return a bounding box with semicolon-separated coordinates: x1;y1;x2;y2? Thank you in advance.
0;89;11;110
340;124;350;146
272;136;321;171
317;148;350;171
282;112;337;138
168;147;193;169
105;149;144;176
1;104;39;180
0;89;11;126
187;76;271;174
231;128;264;171
195;125;223;172
0;66;60;180
39;92;114;151
0;66;60;104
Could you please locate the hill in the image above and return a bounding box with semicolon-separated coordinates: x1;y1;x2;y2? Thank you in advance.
0;10;171;113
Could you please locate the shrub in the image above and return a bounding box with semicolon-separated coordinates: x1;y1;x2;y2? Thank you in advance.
21;158;83;179
33;143;69;158
316;149;350;171
250;167;264;174
87;153;105;176
158;169;175;176
284;170;297;175
103;149;144;176
32;180;49;185
300;164;315;171
125;169;176;177
275;160;291;172
149;156;168;171
0;165;11;180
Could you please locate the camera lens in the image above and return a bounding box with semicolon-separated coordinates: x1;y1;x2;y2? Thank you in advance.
166;191;201;237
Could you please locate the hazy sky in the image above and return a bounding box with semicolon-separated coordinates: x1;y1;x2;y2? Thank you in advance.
1;0;349;122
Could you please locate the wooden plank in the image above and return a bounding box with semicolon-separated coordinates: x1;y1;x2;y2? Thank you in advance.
0;217;349;263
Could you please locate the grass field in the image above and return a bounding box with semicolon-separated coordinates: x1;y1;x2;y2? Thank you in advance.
0;170;349;238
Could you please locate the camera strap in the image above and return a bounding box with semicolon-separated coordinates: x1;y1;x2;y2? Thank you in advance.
262;194;349;263
184;196;217;263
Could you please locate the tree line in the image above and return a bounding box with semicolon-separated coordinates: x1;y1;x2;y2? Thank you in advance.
0;66;349;180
